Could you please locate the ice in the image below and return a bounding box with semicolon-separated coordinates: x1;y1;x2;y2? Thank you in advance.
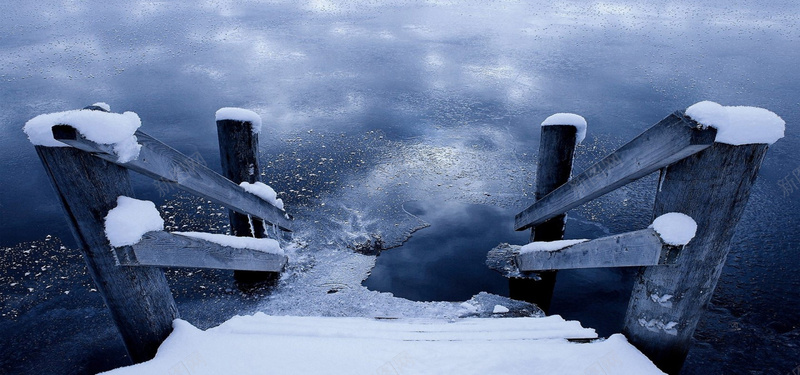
518;239;588;254
541;113;588;144
215;107;263;134
650;212;697;246
104;196;164;247
493;305;510;314
91;102;111;112
239;181;284;211
685;101;785;145
172;232;283;255
23;108;142;162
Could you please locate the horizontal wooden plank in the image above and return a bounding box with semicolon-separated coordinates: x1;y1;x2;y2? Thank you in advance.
52;125;292;232
113;231;287;272
515;228;680;271
515;111;716;231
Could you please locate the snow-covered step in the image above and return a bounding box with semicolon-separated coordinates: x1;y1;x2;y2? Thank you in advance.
101;314;665;375
217;314;598;341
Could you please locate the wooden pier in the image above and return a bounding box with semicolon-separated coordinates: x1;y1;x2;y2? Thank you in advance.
29;103;779;374
33;105;291;364
492;109;776;374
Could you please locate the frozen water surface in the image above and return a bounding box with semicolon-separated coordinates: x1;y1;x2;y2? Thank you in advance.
1;1;799;374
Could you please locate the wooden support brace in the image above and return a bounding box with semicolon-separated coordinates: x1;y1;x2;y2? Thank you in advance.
113;231;287;272
488;228;682;276
51;125;293;232
34;145;178;364
515;112;716;231
516;228;681;271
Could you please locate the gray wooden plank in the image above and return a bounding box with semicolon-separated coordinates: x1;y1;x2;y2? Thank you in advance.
623;143;769;373
34;145;178;363
114;231;288;272
515;112;717;231
51;125;293;232
515;228;676;271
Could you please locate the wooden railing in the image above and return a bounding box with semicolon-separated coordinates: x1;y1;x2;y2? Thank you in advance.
33;105;292;365
492;109;772;374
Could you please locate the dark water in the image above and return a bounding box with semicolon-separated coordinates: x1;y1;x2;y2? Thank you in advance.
2;1;799;374
364;201;636;339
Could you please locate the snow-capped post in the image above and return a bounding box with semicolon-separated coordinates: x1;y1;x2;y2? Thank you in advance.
215;108;279;285
29;105;178;364
623;102;785;374
510;114;585;312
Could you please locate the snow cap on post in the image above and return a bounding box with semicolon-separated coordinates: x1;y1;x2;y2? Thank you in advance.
23;106;142;162
104;196;165;247
216;107;263;134
650;212;697;246
685;101;785;145
541;113;587;144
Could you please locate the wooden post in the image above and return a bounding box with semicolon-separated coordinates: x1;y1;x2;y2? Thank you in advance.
216;118;278;285
34;109;178;363
623;142;768;374
510;125;577;312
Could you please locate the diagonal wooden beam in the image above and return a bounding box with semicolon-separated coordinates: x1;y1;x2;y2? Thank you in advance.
514;228;681;272
113;231;287;272
52;125;292;232
515;111;716;231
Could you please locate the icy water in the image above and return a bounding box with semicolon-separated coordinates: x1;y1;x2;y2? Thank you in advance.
1;1;799;374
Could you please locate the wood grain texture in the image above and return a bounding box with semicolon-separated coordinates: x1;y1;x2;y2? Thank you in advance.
114;231;287;272
515;112;717;231
216;119;266;239
509;125;577;311
34;145;178;364
516;228;672;271
622;143;768;374
51;126;292;231
216;119;281;283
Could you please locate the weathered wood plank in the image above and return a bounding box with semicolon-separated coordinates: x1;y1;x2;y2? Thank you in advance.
623;143;769;374
509;125;577;311
114;231;287;272
516;228;679;271
515;112;717;231
34;145;178;364
51;125;292;232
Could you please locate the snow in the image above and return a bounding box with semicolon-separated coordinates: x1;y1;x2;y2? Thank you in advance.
215;107;263;134
172;232;284;255
104;196;164;247
518;239;588;254
23;108;142;162
638;319;679;336
685;101;785;145
100;314;665;375
239;181;284;211
541;113;588;144
493;305;510;314
650;212;697;246
92;102;111;111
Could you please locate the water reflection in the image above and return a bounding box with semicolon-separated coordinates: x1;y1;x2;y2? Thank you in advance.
364;201;529;302
1;1;799;374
